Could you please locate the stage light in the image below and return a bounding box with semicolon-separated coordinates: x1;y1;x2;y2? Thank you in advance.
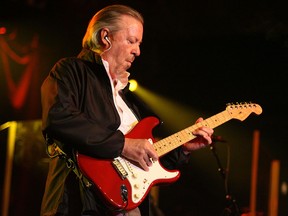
0;27;7;35
129;79;138;92
281;181;287;195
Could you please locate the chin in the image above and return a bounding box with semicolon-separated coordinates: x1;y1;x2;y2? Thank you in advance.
126;62;132;68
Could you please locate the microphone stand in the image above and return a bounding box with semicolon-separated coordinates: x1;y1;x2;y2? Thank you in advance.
209;142;241;216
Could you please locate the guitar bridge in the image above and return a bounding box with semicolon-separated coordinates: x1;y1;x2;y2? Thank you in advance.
112;158;128;180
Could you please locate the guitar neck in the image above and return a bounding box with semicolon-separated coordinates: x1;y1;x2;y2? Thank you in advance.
154;110;231;157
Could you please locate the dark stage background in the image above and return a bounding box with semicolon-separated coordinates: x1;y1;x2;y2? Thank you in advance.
1;0;288;215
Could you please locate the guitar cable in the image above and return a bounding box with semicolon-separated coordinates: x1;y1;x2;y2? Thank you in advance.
45;134;92;188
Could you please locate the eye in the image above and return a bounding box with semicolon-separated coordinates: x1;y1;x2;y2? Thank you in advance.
127;38;141;46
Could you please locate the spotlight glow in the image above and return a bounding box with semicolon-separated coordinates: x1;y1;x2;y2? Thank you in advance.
281;181;287;195
129;79;138;92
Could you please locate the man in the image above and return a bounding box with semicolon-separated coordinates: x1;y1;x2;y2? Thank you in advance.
40;4;214;216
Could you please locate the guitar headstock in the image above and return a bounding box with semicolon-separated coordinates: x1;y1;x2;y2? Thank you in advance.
226;102;262;121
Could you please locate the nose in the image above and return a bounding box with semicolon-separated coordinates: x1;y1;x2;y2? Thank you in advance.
133;45;141;56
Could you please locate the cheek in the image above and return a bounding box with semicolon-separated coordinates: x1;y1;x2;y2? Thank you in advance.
113;45;130;64
116;50;128;63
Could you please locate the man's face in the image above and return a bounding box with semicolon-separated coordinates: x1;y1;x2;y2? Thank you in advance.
103;15;143;80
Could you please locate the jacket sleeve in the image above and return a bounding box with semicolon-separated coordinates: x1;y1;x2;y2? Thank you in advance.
160;147;191;170
41;58;124;159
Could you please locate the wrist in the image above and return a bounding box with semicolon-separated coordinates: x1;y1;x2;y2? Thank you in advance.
182;145;191;155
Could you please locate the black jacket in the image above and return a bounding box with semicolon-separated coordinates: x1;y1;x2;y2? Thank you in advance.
40;48;189;216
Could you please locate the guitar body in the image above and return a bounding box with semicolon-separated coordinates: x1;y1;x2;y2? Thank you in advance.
77;116;180;211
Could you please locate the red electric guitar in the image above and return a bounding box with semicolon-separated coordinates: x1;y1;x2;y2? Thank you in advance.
76;102;262;211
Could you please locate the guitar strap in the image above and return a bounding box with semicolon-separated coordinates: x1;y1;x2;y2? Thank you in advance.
44;134;132;215
45;133;92;188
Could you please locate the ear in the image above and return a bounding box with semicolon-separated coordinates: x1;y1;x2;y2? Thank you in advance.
100;28;110;47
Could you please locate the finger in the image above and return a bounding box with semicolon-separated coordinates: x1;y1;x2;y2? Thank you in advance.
144;154;153;167
147;150;158;162
139;159;149;171
192;128;206;137
145;141;158;162
195;117;203;123
193;127;213;137
202;127;214;136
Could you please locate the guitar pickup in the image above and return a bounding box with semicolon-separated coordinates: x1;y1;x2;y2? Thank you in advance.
112;158;128;180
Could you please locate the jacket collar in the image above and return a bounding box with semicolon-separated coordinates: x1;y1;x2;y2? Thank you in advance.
77;48;102;65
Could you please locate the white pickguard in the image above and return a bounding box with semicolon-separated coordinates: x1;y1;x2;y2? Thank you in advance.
115;156;179;204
